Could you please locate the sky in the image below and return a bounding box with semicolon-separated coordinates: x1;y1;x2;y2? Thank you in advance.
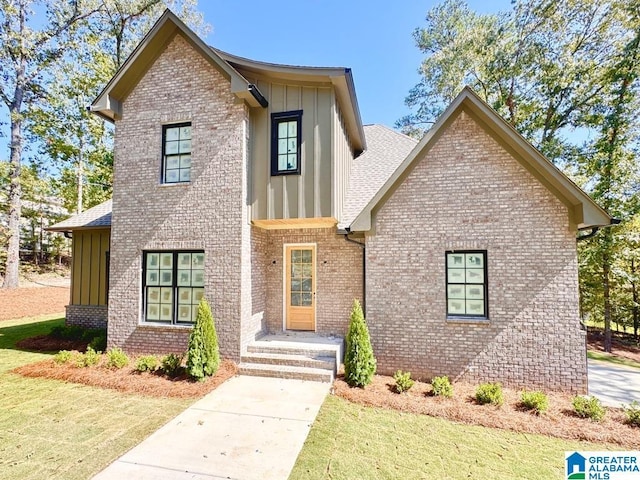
198;0;513;128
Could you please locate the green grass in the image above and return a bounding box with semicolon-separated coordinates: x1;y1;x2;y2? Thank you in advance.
290;396;612;480
0;316;192;480
587;350;640;369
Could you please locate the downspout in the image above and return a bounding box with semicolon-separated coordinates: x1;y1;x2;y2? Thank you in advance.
343;227;366;316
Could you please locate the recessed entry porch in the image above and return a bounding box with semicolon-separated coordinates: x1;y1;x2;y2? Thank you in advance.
239;333;344;383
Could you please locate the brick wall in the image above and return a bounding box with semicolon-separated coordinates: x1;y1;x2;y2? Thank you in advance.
108;33;247;360
366;111;586;393
262;227;363;336
66;305;108;329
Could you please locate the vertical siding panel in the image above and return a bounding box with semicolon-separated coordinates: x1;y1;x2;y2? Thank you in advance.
317;88;332;217
89;232;101;304
99;231;109;305
72;233;82;304
303;87;316;218
270;84;284;219
80;232;91;305
251;100;269;220
284;85;300;218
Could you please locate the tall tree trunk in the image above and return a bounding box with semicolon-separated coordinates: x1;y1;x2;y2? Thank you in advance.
603;248;612;352
632;258;638;341
4;112;23;288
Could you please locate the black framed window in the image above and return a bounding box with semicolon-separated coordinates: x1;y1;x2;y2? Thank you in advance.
271;110;302;175
162;123;192;183
445;251;488;318
143;251;204;324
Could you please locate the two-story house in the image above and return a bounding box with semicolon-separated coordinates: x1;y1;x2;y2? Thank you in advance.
50;10;614;392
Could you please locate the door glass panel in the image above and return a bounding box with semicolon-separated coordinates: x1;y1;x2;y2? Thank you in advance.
289;248;313;307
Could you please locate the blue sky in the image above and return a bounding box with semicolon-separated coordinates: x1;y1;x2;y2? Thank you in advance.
199;0;512;128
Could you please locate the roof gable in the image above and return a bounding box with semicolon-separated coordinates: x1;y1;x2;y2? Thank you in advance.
91;10;265;121
349;87;612;232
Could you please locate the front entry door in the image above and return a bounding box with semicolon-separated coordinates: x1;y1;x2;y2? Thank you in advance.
285;245;316;331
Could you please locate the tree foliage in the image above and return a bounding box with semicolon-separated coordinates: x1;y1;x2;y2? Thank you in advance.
186;297;220;381
401;0;640;351
344;299;376;388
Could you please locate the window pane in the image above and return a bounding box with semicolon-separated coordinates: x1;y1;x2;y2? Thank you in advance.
160;270;173;285
466;268;484;284
466;253;484;268
466;300;485;316
178;305;192;322
178;287;192;304
146;270;159;286
447;285;465;299
147;253;159;269
287;121;297;137
160;287;173;304
178;253;191;268
147;287;160;303
287;154;297;170
180;126;191;139
448;299;465;315
278;154;288;171
466;285;484;299
193;288;205;304
178;139;191;153
278;122;288;138
160;305;173;321
160;254;173;268
147;304;160;320
447;269;465;283
278;139;288;155
178;270;191;286
448;253;464;266
179;169;190;182
166;156;179;169
192;253;205;268
287;138;297;153
180;155;191;168
192;271;205;286
165;141;179;155
165;127;180;141
165;169;179;183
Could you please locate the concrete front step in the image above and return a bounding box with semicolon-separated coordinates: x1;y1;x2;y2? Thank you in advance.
241;352;335;370
238;362;334;382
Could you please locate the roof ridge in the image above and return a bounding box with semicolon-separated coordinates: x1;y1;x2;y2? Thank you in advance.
363;123;418;143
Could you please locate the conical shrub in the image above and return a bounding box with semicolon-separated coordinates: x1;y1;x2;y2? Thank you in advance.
344;299;376;387
186;297;220;381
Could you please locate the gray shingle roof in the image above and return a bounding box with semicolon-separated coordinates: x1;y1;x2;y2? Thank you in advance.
47;199;112;231
339;124;417;229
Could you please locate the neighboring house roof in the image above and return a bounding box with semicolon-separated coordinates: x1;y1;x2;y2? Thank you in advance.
349;87;614;232
339;124;417;229
47;200;112;232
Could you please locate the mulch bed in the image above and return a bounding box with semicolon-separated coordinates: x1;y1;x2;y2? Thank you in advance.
16;335;89;352
14;357;237;399
0;286;70;321
333;375;640;449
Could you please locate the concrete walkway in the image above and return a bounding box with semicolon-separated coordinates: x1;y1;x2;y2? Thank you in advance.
93;376;330;480
588;360;640;407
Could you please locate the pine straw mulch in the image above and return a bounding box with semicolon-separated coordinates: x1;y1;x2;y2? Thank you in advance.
16;335;89;352
13;357;237;399
333;374;640;450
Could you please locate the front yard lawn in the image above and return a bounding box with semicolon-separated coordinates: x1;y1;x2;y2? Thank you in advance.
291;395;614;480
0;316;193;480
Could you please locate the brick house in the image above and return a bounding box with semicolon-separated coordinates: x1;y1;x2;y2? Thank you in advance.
50;10;614;392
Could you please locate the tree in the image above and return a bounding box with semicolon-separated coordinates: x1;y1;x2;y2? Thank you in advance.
401;0;640;353
0;0;96;288
344;299;376;388
186;298;220;381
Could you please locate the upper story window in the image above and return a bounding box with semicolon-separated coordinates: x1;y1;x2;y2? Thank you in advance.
445;251;488;319
271;110;302;176
163;123;191;183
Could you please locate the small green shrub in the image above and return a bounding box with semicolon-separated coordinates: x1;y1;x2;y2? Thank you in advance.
161;353;184;378
344;299;377;388
136;355;159;373
53;350;73;364
520;390;549;414
475;382;503;406
431;376;454;398
50;325;85;340
624;401;640;427
106;348;129;369
393;370;415;393
75;347;101;368
572;395;606;421
186;298;220;381
88;333;107;352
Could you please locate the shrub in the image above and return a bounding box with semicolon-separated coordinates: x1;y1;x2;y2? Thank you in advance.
624;401;640;427
344;299;377;388
475;382;503;406
393;370;415;393
431;376;454;398
520;390;549;414
572;395;606;421
186;298;220;381
76;347;101;368
106;348;129;369
161;353;184;378
136;355;159;373
50;325;85;340
53;350;73;364
88;333;107;352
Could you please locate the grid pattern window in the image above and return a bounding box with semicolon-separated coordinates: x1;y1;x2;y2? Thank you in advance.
271;110;302;175
143;251;205;324
446;251;488;318
290;249;313;306
163;123;192;183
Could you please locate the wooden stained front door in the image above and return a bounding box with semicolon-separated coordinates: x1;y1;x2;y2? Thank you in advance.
285;245;316;331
